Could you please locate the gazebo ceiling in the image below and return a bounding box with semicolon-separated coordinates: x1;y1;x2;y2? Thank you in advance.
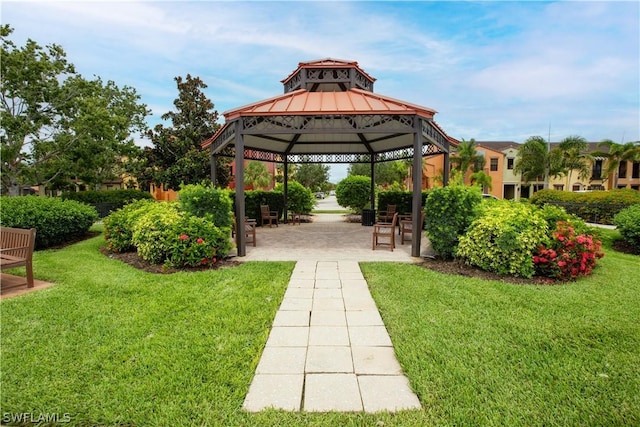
202;58;456;163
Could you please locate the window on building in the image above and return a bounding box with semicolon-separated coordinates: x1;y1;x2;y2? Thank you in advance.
619;161;627;179
572;184;581;192
633;161;640;179
591;159;603;180
553;184;564;191
507;158;514;170
490;158;498;171
631;185;639;191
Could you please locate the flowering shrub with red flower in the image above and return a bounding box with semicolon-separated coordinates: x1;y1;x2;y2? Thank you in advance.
165;215;231;268
534;221;604;281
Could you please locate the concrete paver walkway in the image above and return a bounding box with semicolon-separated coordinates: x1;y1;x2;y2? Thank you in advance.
243;260;421;412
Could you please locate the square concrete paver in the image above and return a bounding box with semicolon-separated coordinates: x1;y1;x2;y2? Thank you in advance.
290;271;316;280
305;346;353;373
304;374;363;411
345;310;384;326
309;326;350;346
315;270;340;280
280;297;313;311
310;310;346;326
348;326;393;346
340;279;369;289
352;346;402;375
284;288;314;299
288;279;315;288
343;297;378;311
313;288;342;299
243;374;304;412
339;272;365;280
312;297;344;311
265;326;309;347
273;310;310;326
337;261;362;272
358;375;421;412
256;347;307;374
314;279;341;289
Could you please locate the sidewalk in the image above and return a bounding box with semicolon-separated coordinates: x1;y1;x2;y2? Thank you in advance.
243;258;422;412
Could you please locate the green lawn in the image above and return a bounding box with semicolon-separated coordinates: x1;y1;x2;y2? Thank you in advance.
1;230;638;426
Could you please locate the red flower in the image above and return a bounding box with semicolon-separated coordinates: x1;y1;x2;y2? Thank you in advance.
180;234;189;241
196;238;204;244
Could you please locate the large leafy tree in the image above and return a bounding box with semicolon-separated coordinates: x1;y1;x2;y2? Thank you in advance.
143;74;230;190
347;161;408;187
1;25;149;195
557;135;590;185
294;163;330;191
451;138;485;177
592;140;640;187
514;136;564;186
244;161;272;189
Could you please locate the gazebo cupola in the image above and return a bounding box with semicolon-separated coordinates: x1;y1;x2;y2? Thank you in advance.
281;59;375;93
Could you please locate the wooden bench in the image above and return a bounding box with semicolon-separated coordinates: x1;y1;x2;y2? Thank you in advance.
0;227;36;288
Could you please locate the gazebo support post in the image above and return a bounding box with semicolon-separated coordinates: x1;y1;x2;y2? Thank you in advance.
283;160;289;223
443;151;450;186
411;118;423;257
370;155;376;211
210;152;217;187
235;121;246;256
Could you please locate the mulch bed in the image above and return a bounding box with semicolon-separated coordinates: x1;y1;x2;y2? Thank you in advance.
99;247;241;274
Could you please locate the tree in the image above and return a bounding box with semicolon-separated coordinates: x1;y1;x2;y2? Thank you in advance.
1;25;149;195
335;175;371;213
451;138;485;178
294;163;330;191
347;161;408;187
592;140;640;188
143;74;230;190
244;161;272;189
470;170;492;192
514;136;564;186
557;135;590;186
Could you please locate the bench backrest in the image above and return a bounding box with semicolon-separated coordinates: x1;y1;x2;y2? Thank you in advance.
0;227;36;260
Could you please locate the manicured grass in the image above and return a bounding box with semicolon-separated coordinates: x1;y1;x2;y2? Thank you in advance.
360;246;640;426
2;230;638;426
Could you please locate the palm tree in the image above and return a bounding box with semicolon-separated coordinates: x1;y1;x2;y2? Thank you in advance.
470;170;492;192
450;138;485;182
557;135;591;187
244;161;272;190
514;136;564;187
591;140;640;188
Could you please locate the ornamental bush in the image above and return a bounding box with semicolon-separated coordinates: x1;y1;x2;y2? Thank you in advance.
613;204;640;253
0;195;98;249
456;202;550;278
165;215;233;268
103;199;155;253
335;175;371;213
273;181;315;214
424;184;482;259
131;202;183;264
533;221;604;280
178;184;233;228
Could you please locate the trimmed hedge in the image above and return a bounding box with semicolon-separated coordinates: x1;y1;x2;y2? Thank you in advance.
378;190;430;215
231;191;285;225
424;185;482;259
178;184;233;229
61;189;154;218
529;189;640;224
275;182;315;214
613;204;640;253
336;175;371;213
0;196;98;249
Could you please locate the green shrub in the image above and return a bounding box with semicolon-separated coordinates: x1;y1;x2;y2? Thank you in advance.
61;189;153;218
178;184;233;228
103;199;155;253
456;202;550;278
533;221;604;280
0;196;98;249
335;175;371;213
165;215;233;268
613;204;640;253
275;181;315;214
131;202;182;264
377;190;430;215
530;189;640;224
424;185;482;259
235;191;285;223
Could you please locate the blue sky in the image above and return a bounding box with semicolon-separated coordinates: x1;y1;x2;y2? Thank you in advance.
3;1;639;182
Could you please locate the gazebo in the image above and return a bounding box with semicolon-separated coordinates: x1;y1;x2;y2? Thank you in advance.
202;58;455;257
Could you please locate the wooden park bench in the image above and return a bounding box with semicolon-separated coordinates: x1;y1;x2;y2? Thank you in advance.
0;227;36;288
